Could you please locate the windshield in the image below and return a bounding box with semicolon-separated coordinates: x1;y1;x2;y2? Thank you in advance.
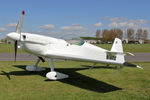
67;39;85;46
60;34;85;46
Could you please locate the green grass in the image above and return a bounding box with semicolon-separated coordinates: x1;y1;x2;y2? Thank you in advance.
0;61;150;100
0;44;150;53
0;44;24;53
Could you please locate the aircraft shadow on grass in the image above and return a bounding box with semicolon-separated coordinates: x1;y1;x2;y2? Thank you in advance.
1;65;122;93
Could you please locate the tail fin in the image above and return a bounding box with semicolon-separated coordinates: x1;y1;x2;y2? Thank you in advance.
110;38;125;63
111;38;123;53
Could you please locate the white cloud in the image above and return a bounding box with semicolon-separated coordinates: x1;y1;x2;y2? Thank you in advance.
128;19;147;25
0;27;7;32
109;17;128;22
103;16;128;22
60;24;86;31
40;24;55;29
108;22;137;28
108;22;118;27
60;26;70;30
72;24;81;26
105;17;148;29
6;23;17;27
94;22;103;27
108;18;148;28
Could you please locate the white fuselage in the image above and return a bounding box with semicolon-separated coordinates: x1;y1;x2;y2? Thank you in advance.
7;32;124;65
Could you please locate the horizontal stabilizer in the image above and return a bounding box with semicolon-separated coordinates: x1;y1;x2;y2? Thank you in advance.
106;51;134;56
126;52;135;56
123;62;143;69
106;51;125;55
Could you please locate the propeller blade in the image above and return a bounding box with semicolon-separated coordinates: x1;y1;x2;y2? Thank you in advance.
14;40;18;61
16;10;25;34
16;10;25;41
38;56;45;62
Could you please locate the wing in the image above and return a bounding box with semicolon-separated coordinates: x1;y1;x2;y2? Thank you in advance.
44;50;122;65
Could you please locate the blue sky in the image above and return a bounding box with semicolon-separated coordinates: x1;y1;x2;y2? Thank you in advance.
0;0;150;39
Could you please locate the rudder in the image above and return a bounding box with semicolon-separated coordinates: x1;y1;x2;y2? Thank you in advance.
111;38;123;53
111;38;125;63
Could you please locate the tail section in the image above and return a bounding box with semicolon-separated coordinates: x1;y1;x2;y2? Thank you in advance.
109;38;143;69
109;38;125;63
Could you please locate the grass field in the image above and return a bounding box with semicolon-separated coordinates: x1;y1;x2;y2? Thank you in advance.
0;44;150;53
0;61;150;100
0;44;24;53
0;43;150;99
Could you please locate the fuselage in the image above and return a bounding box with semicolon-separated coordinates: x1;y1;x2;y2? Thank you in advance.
7;32;123;65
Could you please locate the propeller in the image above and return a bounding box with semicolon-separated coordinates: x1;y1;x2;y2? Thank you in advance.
14;10;25;61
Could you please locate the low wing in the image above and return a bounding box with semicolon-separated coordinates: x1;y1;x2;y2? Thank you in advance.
45;50;100;62
44;50;123;65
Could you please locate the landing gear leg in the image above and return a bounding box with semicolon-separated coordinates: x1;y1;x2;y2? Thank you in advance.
90;63;96;69
26;57;46;71
106;64;109;67
49;58;54;72
114;65;123;75
46;58;69;80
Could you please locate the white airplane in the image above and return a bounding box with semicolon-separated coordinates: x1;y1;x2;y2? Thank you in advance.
7;11;143;80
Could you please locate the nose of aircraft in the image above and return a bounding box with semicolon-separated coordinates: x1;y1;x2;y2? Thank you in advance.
7;32;20;41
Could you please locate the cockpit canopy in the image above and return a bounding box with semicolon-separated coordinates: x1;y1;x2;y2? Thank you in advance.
67;39;85;46
60;34;85;46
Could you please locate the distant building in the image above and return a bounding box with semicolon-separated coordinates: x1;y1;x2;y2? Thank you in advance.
123;38;144;44
6;38;13;44
85;40;98;44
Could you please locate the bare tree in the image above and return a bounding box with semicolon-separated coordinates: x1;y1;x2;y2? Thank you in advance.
136;28;143;40
109;29;116;42
143;29;148;41
109;28;123;42
96;29;100;38
115;28;123;40
102;29;109;42
127;28;134;41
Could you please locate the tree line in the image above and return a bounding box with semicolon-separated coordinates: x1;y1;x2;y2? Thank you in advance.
96;28;148;43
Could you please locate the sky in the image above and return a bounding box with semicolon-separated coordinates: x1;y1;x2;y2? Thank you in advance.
0;0;150;39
